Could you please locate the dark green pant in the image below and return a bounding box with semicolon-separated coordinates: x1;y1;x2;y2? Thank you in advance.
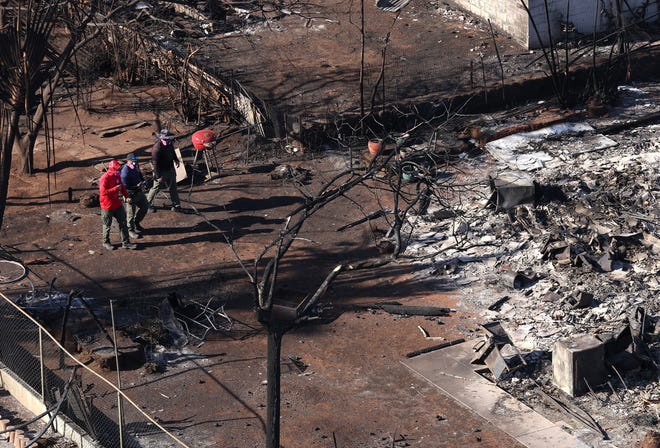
102;207;130;245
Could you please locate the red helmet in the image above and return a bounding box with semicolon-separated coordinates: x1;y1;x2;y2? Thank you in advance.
108;160;122;172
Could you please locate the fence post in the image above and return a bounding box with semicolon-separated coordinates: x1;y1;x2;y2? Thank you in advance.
110;300;124;448
38;328;45;400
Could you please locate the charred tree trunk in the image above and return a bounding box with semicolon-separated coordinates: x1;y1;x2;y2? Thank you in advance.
17;134;33;174
0;108;21;229
266;325;283;448
17;49;70;174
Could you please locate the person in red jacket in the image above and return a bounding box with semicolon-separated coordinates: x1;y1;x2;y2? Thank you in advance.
99;160;137;250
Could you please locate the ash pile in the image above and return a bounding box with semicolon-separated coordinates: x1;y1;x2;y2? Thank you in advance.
403;83;659;447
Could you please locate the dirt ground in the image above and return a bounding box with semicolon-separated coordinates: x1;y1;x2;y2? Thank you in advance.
189;0;536;118
1;2;658;447
0;84;525;448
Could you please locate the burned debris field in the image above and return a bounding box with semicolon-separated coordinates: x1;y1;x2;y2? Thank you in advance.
0;1;659;448
403;84;660;447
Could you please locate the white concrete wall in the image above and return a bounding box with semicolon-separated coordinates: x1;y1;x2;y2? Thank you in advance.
448;0;531;47
527;0;659;48
449;0;660;49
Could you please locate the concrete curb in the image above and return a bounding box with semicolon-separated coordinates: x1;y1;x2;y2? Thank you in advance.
0;368;97;448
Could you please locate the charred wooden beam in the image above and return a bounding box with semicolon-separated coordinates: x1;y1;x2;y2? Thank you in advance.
405;338;465;358
377;304;452;316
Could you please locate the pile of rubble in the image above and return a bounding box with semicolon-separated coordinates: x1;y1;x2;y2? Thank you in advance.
403;82;659;447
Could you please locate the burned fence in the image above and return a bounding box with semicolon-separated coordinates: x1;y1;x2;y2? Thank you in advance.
0;292;189;448
102;23;272;136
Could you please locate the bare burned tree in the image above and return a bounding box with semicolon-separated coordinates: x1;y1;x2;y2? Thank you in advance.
246;138;413;446
245;105;479;445
178;123;429;448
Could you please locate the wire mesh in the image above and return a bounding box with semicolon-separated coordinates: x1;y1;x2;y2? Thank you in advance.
0;305;43;397
0;293;190;448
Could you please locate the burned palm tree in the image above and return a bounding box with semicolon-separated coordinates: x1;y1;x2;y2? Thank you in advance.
0;0;114;229
0;1;59;225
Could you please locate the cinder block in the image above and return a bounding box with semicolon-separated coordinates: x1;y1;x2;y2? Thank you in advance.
553;334;607;397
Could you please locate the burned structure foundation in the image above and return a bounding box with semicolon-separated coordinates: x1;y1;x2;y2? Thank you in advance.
553;334;607;397
402;82;660;446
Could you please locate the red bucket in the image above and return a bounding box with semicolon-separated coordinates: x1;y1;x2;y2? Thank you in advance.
192;129;217;151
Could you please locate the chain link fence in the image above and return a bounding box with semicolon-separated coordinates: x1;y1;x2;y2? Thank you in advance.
0;292;189;448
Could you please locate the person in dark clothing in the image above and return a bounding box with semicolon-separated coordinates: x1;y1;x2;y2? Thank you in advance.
146;128;182;212
120;153;149;237
99;160;137;250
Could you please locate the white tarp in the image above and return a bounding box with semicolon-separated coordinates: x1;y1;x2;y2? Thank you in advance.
485;122;618;171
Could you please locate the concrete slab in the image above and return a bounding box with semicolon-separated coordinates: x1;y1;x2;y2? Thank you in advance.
402;341;576;448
